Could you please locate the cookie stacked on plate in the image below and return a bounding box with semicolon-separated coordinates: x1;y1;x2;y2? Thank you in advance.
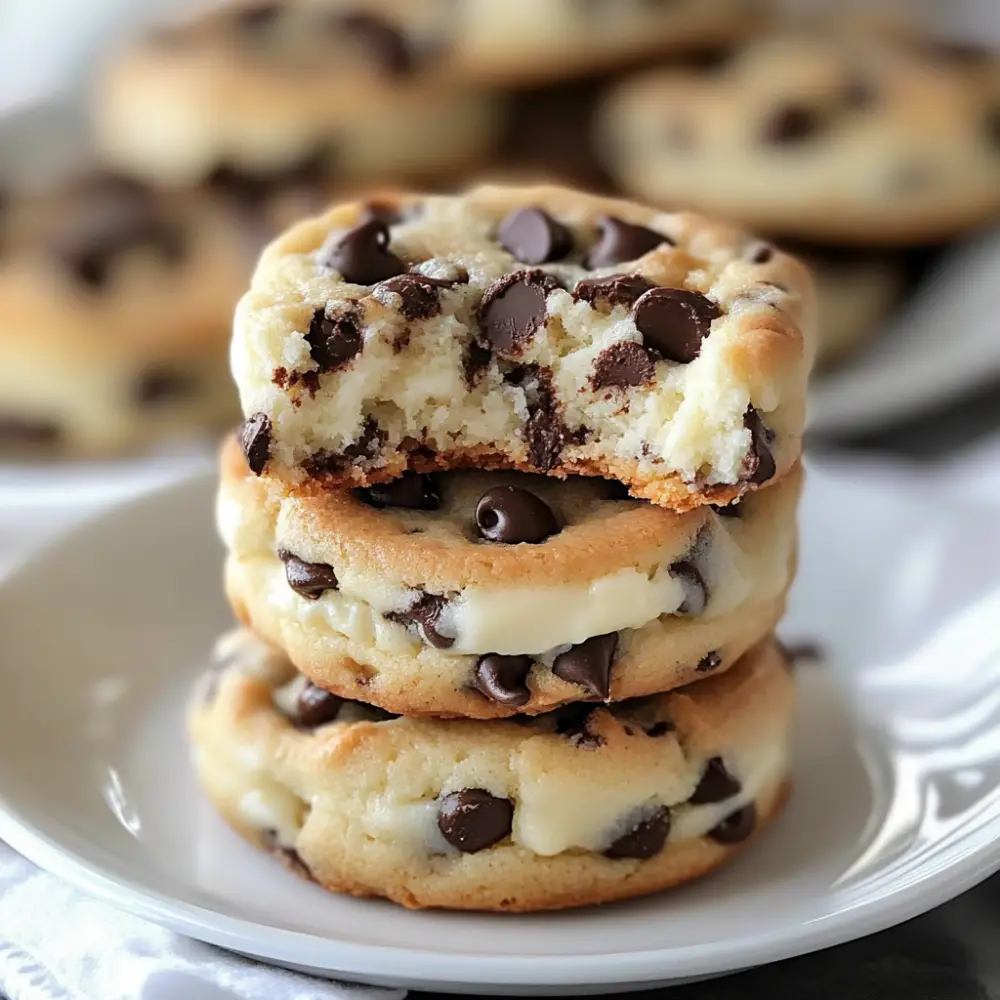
192;183;815;911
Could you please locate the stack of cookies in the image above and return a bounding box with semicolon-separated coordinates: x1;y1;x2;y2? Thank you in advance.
191;183;815;911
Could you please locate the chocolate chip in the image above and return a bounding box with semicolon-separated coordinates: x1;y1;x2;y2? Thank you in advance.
744;407;776;485
711;502;741;518
477;270;559;355
691;758;741;804
322;219;405;285
986;108;1000;150
604;806;670;859
591;342;656;390
343;416;384;462
240;413;272;475
133;368;196;406
748;244;774;265
357;472;441;510
763;104;824;145
0;418;61;446
672;561;708;616
386;592;454;648
497;207;573;265
279;550;338;599
843;78;877;110
696;651;722;673
573;273;655;310
552;633;618;699
708;803;756;844
374;273;452;321
587;216;671;268
361;201;404;226
552;704;604;747
335;12;413;77
475;486;559;544
474;654;533;706
260;829;313;881
306;308;362;372
235;1;282;31
645;721;674;737
631;288;720;364
463;341;492;388
437;789;514;853
296;681;344;727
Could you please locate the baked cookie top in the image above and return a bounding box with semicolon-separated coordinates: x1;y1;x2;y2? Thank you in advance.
598;31;1000;244
233;183;815;510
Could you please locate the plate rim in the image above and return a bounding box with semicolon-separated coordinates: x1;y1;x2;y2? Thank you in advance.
2;470;1000;989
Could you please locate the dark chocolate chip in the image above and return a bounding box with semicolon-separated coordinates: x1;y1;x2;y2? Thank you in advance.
386;592;455;648
260;829;313;881
696;651;722;673
296;681;344;727
672;561;708;616
437;789;514;853
587;216;671;268
631;287;720;364
763;104;824;145
375;273;453;321
748;244;774;265
0;418;61;446
477;270;559;355
463;340;492;388
573;273;655;310
240;413;272;475
744;407;776;485
604;806;670;859
552;704;604;747
843;78;877;110
708;803;757;844
133;368;196;406
474;654;533;706
235;1;282;31
497;207;573;265
356;472;441;510
335;12;413;77
690;757;741;804
279;550;339;599
475;486;559;544
591;342;656;390
646;720;674;737
322;218;405;285
986;108;1000;150
552;633;618;699
343;416;385;462
711;502;742;518
306;308;362;372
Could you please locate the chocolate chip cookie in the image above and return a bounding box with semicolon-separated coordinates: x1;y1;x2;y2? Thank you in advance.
0;173;246;456
218;432;799;718
597;31;1000;245
231;184;815;509
190;628;793;911
94;1;507;188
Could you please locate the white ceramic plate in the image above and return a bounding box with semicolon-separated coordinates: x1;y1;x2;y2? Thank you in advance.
1;463;1000;994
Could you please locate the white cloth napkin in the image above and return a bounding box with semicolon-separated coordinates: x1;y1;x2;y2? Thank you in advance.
0;845;405;1000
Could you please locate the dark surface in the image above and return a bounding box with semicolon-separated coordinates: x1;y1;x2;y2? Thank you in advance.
413;386;1000;999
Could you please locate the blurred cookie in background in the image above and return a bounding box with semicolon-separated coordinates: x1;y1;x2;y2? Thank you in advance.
798;249;907;371
0;173;253;457
596;29;1000;245
92;0;508;188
